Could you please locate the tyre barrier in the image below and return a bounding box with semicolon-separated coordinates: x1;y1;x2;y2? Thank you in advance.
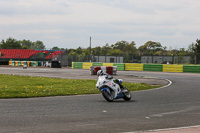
125;63;143;71
9;61;50;67
103;63;113;66
114;63;125;71
72;62;200;74
83;62;93;69
163;64;183;73
72;62;83;69
90;66;117;75
143;64;163;72
183;65;200;73
93;62;103;66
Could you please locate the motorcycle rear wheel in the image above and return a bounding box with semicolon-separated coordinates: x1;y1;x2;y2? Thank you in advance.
102;89;114;102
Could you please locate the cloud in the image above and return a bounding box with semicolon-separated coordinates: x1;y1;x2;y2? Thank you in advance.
0;0;200;49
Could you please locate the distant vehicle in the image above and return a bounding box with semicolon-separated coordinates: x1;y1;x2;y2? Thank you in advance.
23;62;27;69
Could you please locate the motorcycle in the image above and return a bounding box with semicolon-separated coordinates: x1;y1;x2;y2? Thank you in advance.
96;72;132;102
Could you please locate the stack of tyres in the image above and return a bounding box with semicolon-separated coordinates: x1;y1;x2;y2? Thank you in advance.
94;66;101;75
106;66;113;75
101;66;107;73
113;66;117;75
92;66;118;75
90;66;94;75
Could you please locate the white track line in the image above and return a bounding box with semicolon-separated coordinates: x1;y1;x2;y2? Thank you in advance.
134;78;172;93
122;125;200;133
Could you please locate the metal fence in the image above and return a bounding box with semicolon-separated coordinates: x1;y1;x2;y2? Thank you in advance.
57;54;124;67
141;56;191;64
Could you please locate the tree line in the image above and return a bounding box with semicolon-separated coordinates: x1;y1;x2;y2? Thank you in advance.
67;39;200;63
1;37;200;63
0;37;45;49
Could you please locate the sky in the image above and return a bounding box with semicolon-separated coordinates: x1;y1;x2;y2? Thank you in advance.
0;0;200;49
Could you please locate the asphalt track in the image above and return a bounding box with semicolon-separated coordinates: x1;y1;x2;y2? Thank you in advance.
0;67;200;133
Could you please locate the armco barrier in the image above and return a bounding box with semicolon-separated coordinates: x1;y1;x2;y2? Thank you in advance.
83;62;93;69
125;63;143;71
183;65;200;73
114;63;125;71
163;64;183;73
144;64;163;72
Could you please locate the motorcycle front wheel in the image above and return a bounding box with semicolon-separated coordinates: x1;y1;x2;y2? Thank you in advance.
102;88;114;102
122;88;132;101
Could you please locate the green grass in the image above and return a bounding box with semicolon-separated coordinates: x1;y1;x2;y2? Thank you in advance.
0;74;162;98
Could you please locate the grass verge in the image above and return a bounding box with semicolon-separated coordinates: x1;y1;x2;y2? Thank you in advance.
0;74;162;98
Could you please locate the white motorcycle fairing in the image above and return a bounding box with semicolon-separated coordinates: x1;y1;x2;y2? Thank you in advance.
96;75;124;99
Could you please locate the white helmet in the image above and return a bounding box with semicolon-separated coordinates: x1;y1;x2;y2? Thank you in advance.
97;70;104;76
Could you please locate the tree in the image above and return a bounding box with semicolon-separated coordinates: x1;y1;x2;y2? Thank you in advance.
92;46;101;55
188;39;200;64
179;48;188;56
187;43;195;54
0;37;22;49
187;41;200;54
76;47;83;55
138;41;163;56
101;43;111;55
20;39;33;49
32;41;45;49
124;41;137;54
82;49;90;55
111;41;128;50
107;49;123;56
195;39;200;56
52;46;60;50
